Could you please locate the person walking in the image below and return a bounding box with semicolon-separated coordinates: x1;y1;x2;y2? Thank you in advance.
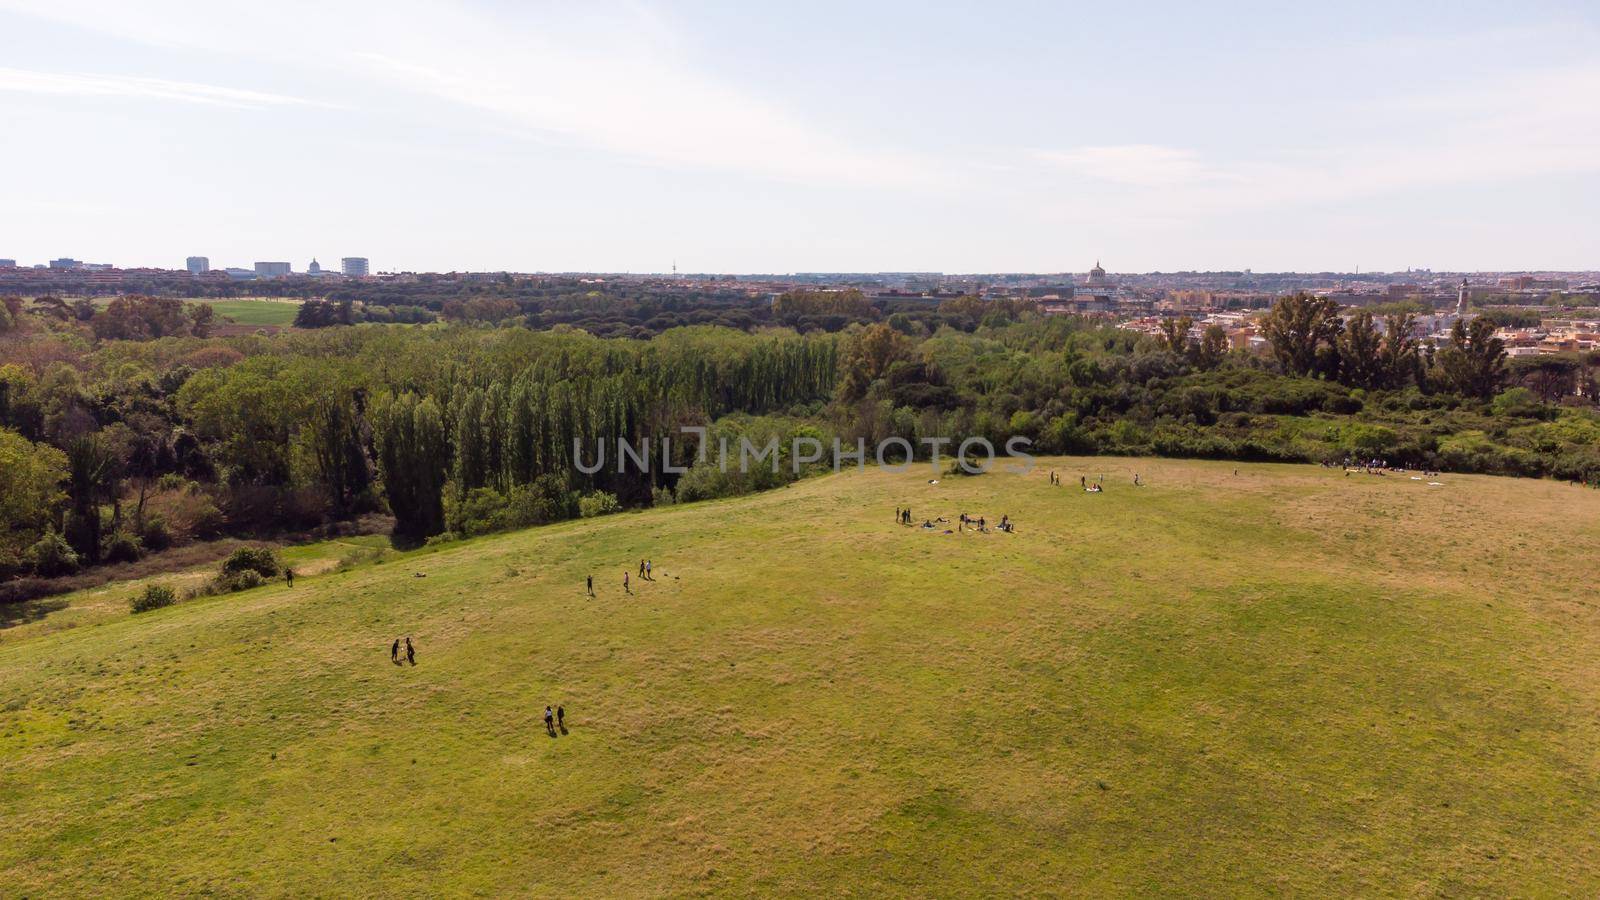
405;636;415;666
544;705;556;736
624;572;631;594
557;705;565;729
391;638;400;663
645;560;652;580
586;574;594;596
285;568;294;588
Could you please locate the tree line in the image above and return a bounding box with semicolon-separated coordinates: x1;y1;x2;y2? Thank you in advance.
1;291;1596;593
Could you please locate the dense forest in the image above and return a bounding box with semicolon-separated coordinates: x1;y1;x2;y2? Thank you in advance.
2;290;1597;595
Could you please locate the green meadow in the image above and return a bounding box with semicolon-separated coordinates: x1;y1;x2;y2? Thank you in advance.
198;298;300;327
2;457;1598;896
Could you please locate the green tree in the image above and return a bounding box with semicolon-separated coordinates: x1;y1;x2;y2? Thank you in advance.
836;323;911;403
1158;316;1195;355
374;392;449;541
65;435;119;564
1195;324;1229;370
1336;311;1384;389
301;390;372;518
188;303;215;338
1261;293;1343;377
1379;314;1421;389
0;427;68;569
1434;318;1508;400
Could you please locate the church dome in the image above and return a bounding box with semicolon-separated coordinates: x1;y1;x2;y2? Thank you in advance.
308;258;321;274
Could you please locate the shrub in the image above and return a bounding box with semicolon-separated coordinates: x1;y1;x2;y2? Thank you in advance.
577;491;621;518
219;570;266;592
130;584;176;613
138;515;173;552
27;529;79;577
102;530;144;565
1491;387;1542;418
651;485;676;507
424;531;460;547
221;546;280;579
447;486;511;536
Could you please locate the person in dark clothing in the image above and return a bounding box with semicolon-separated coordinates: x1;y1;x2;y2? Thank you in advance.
557;705;565;729
639;559;646;577
624;572;631;594
391;638;400;663
285;568;294;587
405;636;415;666
586;574;594;596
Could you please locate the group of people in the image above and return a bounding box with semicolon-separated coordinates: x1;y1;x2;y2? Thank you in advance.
1047;470;1113;493
585;558;661;597
895;507;1020;535
542;704;566;736
389;636;416;665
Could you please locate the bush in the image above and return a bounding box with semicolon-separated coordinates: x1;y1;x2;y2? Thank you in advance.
1491;387;1543;418
424;531;460;546
130;584;176;613
27;529;79;577
102;530;144;565
651;485;676;507
219;570;266;592
577;491;621;518
221;546;280;579
447;486;510;536
138;515;173;552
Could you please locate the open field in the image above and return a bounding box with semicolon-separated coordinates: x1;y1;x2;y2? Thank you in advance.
2;457;1599;895
196;298;300;327
68;295;302;327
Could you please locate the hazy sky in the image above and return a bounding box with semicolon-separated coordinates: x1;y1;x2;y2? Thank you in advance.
1;1;1596;274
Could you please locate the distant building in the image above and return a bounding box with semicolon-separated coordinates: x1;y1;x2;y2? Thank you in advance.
0;259;15;268
341;257;369;277
49;258;82;270
186;256;210;274
255;261;291;278
224;267;257;280
1062;260;1118;312
307;258;322;275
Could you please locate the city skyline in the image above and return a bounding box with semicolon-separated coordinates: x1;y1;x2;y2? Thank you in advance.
1;1;1597;273
5;253;1599;278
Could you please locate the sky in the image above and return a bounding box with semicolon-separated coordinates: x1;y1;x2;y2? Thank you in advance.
0;0;1596;274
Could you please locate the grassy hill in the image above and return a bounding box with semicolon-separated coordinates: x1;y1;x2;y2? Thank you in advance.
3;457;1598;896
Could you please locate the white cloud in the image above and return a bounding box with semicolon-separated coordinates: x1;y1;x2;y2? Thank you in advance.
0;0;938;188
0;66;328;109
1032;61;1600;222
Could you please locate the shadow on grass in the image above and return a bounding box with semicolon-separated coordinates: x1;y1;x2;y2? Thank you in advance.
0;597;69;630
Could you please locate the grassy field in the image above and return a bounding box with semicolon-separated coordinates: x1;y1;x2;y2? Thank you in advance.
73;296;302;327
196;298;300;327
2;457;1598;896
